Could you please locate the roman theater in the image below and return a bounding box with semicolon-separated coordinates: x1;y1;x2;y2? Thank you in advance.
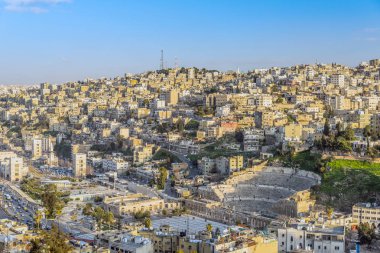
197;165;321;218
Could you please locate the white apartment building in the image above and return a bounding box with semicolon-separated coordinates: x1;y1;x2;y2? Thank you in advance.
108;236;153;253
363;97;380;111
329;96;349;110
6;157;26;182
102;159;129;175
42;137;54;152
243;128;265;152
0;153;27;182
215;156;229;175
215;104;231;117
152;99;166;110
331;74;345;87
197;157;215;175
0;151;17;161
119;127;130;139
73;153;87;177
278;223;345;253
306;68;315;80
248;94;273;107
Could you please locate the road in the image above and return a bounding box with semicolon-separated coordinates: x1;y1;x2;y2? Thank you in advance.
0;182;37;228
0;207;10;219
1;193;34;227
160;148;199;178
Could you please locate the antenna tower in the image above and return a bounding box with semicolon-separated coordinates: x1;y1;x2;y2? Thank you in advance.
160;50;164;70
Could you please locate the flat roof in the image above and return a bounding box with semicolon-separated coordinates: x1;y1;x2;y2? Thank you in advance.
152;215;230;235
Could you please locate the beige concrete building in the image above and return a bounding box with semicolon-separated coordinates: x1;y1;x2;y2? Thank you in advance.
73;153;87;177
0;156;27;182
133;145;154;165
32;139;42;159
352;202;380;227
284;123;303;141
103;193;180;216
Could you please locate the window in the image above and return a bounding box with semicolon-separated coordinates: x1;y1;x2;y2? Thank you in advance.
290;236;293;242
335;246;340;250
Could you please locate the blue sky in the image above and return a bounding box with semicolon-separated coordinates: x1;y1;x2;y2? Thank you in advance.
0;0;380;85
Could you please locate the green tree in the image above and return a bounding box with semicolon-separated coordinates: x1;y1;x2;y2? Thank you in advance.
143;98;150;107
185;120;199;130
358;222;376;245
235;131;244;143
276;97;284;103
29;239;44;253
30;225;73;253
323;120;330;136
206;223;212;232
343;125;355;141
92;206;105;229
134;210;151;220
363;125;371;138
82;203;93;216
34;210;43;231
177;119;184;132
326;206;334;219
336;137;352;152
158;167;168;190
104;211;115;230
319;166;326;174
144;217;152;229
336;122;343;137
271;85;279;93
215;227;221;237
41;185;64;219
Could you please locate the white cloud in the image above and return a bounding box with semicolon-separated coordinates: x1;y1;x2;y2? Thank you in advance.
3;0;71;13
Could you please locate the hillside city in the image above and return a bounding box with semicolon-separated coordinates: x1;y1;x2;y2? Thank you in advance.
1;59;380;253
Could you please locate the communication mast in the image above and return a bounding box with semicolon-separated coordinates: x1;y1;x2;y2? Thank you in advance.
160;50;164;70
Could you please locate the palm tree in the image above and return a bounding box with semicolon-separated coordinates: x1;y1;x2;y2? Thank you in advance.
34;210;43;231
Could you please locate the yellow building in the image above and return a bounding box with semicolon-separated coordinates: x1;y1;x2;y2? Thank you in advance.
196;131;206;140
254;111;274;128
137;108;150;119
229;156;244;171
133;144;155;164
284;123;303;140
156;110;172;120
137;225;278;253
128;137;143;149
165;89;180;105
80;85;89;92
